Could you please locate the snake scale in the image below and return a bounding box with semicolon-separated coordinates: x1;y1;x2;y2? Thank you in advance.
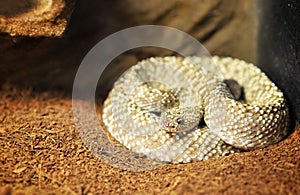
102;56;289;163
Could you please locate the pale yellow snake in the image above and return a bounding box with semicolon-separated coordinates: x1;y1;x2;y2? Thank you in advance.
102;56;289;163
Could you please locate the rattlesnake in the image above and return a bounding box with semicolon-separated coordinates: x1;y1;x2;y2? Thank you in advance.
102;56;289;163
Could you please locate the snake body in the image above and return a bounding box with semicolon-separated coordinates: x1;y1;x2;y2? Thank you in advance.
102;56;289;163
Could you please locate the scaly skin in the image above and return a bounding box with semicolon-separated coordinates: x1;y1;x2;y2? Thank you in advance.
102;56;289;163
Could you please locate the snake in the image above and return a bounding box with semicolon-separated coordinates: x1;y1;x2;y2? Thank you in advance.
102;56;289;163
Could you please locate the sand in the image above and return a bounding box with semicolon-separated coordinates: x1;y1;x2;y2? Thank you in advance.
0;84;299;194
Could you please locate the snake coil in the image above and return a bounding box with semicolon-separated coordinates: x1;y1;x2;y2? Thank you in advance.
102;56;289;163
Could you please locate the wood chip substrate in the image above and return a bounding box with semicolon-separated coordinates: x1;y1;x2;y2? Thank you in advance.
0;84;299;194
0;0;75;37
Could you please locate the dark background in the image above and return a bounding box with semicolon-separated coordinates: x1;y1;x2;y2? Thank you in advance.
258;0;300;123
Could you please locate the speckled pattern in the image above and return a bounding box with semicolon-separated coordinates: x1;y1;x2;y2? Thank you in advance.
102;56;289;163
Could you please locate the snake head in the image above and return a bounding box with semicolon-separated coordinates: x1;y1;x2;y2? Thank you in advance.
160;107;203;133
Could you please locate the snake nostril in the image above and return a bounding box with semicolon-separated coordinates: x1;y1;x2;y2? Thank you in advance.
166;123;176;128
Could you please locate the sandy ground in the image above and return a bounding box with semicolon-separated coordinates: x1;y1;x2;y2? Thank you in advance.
0;84;299;194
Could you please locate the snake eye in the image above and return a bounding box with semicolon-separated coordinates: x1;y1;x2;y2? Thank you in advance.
177;118;184;125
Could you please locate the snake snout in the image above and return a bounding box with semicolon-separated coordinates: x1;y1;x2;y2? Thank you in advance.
166;123;175;128
160;122;178;133
166;122;177;129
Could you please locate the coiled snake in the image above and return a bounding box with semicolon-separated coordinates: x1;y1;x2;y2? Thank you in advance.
102;56;289;163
